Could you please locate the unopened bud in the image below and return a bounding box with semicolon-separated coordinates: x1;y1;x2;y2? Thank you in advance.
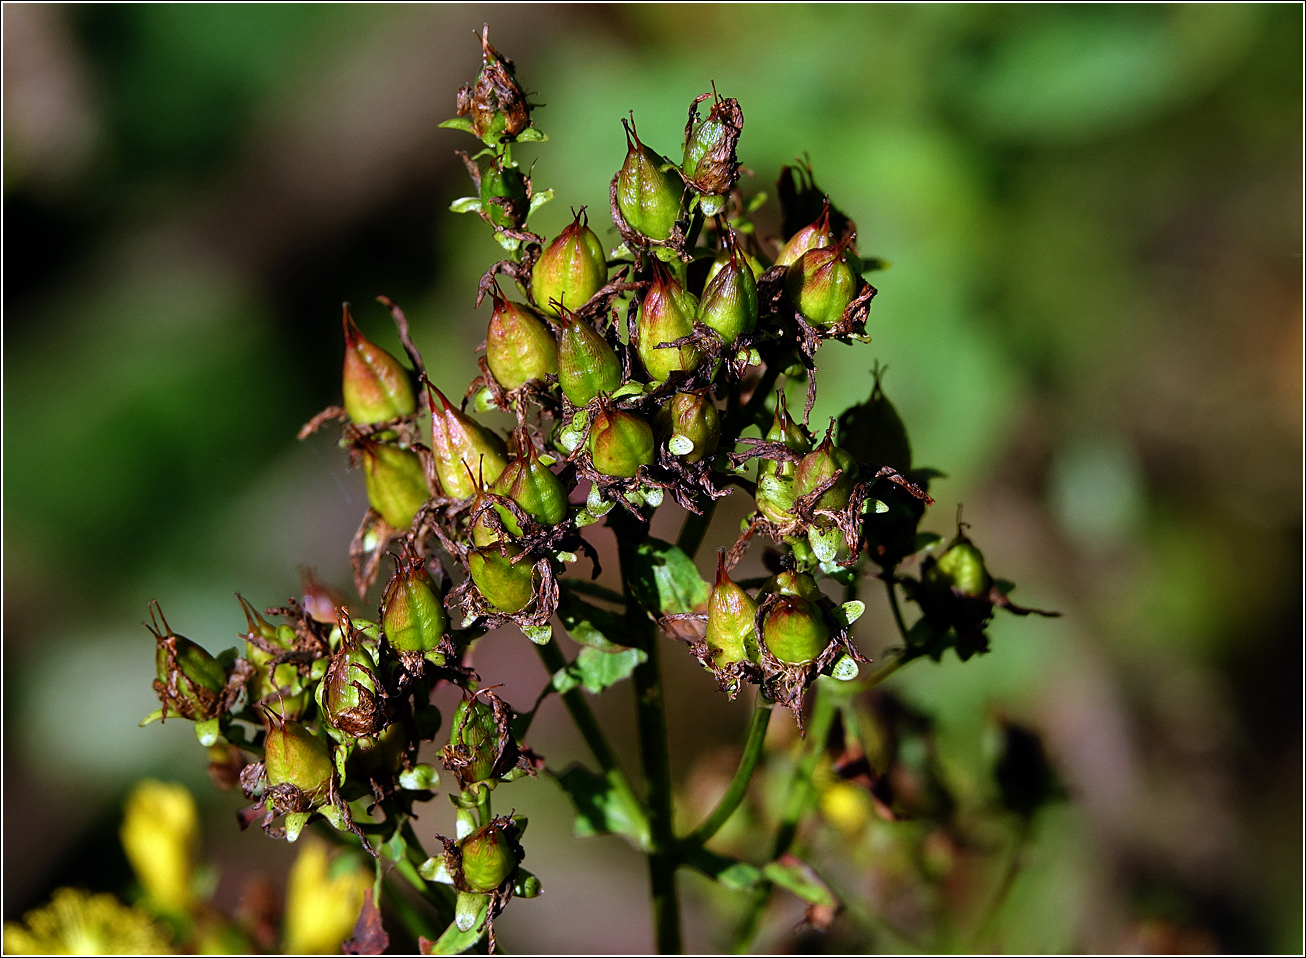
784;238;859;327
636;266;701;381
588;407;655;478
556;307;622;406
531;210;608;317
616;117;683;241
341;307;416;426
705;554;758;666
480;156;528;230
446;697;501;785
927;533;991;598
361;441;430;530
485;290;557;390
427;384;509;499
655;391;720;463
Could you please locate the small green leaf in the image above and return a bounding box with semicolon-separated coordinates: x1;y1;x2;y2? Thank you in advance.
522;624;552;646
139;708;164;727
684;847;762;891
454;890;487;933
439;117;475;133
422;897;487;955
528;189;555;216
835;600;865;627
419;857;453;884
830;654;860;681
398;763;441;791
555;765;651;849
628;537;710;616
515;127;547;142
762;858;838;908
558;593;627;652
554;646;647;695
668;434;695;456
449;196;482;214
912;531;942;554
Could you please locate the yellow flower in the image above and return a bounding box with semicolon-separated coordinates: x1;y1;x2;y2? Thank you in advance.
120;779;199;914
3;887;172;955
282;841;371;954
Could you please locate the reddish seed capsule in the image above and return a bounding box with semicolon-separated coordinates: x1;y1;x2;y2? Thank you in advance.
427;384;509;499
615;116;683;242
492;433;568;533
705;554;758;667
361;441;430;530
341;306;416;426
531;210;608;318
793;437;859;513
589;407;655;479
485;289;557;390
698;237;758;345
636;266;701;382
774;202;833;268
264;719;334;800
555;307;622;407
784;237;859;327
655;391;720;463
458;820;522;893
761;595;831;666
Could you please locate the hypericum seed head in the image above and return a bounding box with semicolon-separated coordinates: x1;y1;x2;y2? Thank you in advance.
698;235;759;344
447;696;502;784
485;287;557;390
531;210;608;318
492;432;568;533
427;384;509;499
784;237;859;327
381;559;448;655
761;594;832;665
468;545;536;613
927;532;992;599
655;391;720;463
761;568;826;603
148;603;226;721
458;819;523;893
616;116;683;242
635;265;701;382
317;620;386;739
479;156;529;230
774;201;833;268
794;436;859;513
360;440;430;530
264;718;334;799
341;306;416;426
588;406;655;478
455;25;532;142
682;91;744;198
705;554;759;667
555;307;622;406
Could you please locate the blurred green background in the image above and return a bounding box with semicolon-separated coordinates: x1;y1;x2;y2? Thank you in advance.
3;3;1300;952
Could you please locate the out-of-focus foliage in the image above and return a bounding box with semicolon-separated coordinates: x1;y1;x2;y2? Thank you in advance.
3;4;1300;953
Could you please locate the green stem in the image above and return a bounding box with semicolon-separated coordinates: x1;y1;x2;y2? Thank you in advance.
882;571;911;643
732;680;838;953
683;694;773;848
476;787;492;827
533;638;649;838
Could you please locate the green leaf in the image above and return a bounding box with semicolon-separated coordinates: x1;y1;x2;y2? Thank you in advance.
684;847;762;891
555;764;651;849
762;858;837;908
527;188;554;217
438;117;475;133
515;127;547;142
553;646;647;696
628;537;710;616
419;894;487;953
449;196;482;214
557;592;627;652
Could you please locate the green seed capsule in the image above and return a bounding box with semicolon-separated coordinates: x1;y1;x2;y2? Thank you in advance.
485;290;557;390
836;372;912;473
455;26;532;142
793;438;859;513
682;93;743;197
382;562;447;654
615;117;683;242
341;306;416;426
148;604;226;720
760;569;825;603
459;821;521;893
448;697;500;785
264;720;333;799
492;434;569;533
655;391;720;463
698;241;758;344
928;535;991;598
784;239;858;327
468;545;536;613
316;633;385;739
705;248;765;287
427;385;508;499
636;267;700;382
755;395;811;524
361;442;429;530
479;156;528;230
588;407;655;478
761;595;831;665
531;211;608;317
705;555;758;667
556;308;622;406
774;204;833;268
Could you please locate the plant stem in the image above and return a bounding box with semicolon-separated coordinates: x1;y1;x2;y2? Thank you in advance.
684;693;773;848
732;680;838;953
882;571;910;642
476;787;492;827
676;499;716;559
532;638;649;838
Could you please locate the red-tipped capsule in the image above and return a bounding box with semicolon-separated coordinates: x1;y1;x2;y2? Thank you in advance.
556;307;622;406
381;560;448;655
698;236;758;344
531;210;608;317
427;384;508;499
361;441;430;530
793;437;859;513
616;116;684;242
655;391;720;463
468;544;536;613
264;718;334;800
341;306;416;426
705;554;759;667
458;819;523;893
588;406;655;479
784;236;859;327
636;265;701;382
761;595;831;666
774;201;834;268
485;288;557;390
492;433;569;533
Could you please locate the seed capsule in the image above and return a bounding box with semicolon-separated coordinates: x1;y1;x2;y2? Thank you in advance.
698;239;758;344
682;92;743;197
458;820;522;893
555;308;622;406
793;437;859;513
468;545;536;614
784;238;859;327
615;117;683;242
926;533;991;598
485;289;557;390
455;26;531;141
531;211;608;317
479;156;528;230
427;385;508;499
341;306;416;426
761;595;831;665
447;697;501;785
636;266;701;381
264;720;333;800
382;562;447;654
317;618;386;739
774;203;833;268
655;391;720;463
755;394;811;523
588;407;655;478
492;433;568;533
148;604;226;721
361;442;429;530
837;372;912;473
761;569;825;603
705;555;758;667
